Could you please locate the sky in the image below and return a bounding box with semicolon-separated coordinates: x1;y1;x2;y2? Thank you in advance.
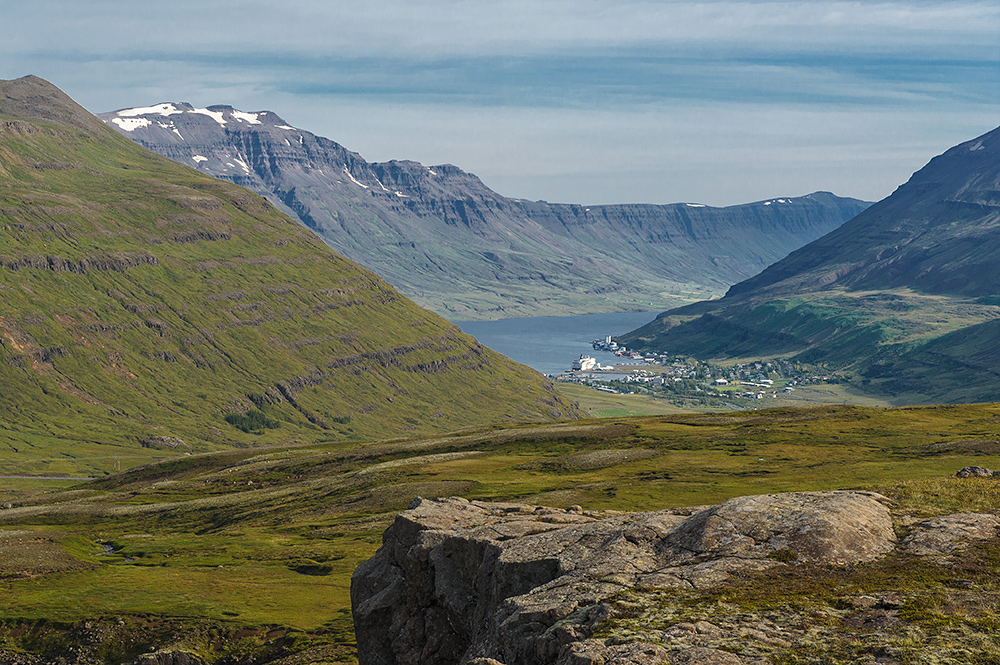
4;1;998;206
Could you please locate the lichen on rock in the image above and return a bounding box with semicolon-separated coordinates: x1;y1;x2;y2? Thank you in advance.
351;491;901;665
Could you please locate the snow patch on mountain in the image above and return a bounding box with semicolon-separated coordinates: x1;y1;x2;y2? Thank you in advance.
111;117;152;132
232;155;251;173
232;111;262;124
343;168;369;189
191;107;227;126
117;103;182;117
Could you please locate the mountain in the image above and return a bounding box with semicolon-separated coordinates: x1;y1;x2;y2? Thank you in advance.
0;75;577;476
619;125;1000;404
98;104;870;319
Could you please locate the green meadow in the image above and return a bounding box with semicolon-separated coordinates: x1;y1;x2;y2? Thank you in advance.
2;403;1000;662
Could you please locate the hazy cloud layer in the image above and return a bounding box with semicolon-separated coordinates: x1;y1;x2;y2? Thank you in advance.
6;1;998;204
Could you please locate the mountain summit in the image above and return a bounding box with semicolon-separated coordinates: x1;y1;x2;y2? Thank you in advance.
100;103;870;319
620;125;1000;404
0;76;576;475
726;125;1000;299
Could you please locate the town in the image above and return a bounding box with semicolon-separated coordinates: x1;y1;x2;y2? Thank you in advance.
555;336;846;409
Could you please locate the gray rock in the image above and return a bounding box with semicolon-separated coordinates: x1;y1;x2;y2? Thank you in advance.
842;609;902;632
140;435;190;450
557;640;671;664
956;466;994;478
0;649;43;664
668;648;743;665
901;512;1000;556
129;652;204;665
666;491;896;566
352;491;895;665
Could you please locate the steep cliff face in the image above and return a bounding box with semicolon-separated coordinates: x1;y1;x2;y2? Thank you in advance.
99;104;870;319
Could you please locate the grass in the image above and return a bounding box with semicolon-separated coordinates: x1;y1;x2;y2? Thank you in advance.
3;563;347;630
601;549;1000;663
555;383;693;417
419;282;703;321
1;403;1000;661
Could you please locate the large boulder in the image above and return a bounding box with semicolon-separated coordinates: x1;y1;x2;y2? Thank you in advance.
351;491;898;665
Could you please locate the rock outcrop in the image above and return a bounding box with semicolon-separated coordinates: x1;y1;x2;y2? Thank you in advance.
0;251;159;273
130;652;204;665
352;492;904;665
901;512;1000;557
956;465;1000;478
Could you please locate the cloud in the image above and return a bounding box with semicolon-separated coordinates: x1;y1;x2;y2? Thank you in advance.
4;1;998;205
9;1;999;58
270;99;993;206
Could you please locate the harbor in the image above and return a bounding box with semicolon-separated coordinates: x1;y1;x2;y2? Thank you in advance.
456;311;845;408
454;311;658;377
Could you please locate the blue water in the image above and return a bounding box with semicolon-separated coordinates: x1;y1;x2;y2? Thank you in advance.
456;311;658;376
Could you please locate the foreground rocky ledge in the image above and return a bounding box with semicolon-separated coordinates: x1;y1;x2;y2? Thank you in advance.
351;491;1000;665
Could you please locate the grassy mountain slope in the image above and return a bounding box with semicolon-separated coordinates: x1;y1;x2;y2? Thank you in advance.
0;76;576;477
99;104;870;319
2;404;1000;662
619;126;1000;404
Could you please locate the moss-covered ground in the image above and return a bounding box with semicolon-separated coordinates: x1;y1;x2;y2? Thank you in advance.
1;404;1000;661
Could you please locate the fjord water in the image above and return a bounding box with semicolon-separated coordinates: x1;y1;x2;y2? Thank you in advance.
456;311;658;376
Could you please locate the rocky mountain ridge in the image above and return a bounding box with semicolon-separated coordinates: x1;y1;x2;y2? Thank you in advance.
99;104;870;319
